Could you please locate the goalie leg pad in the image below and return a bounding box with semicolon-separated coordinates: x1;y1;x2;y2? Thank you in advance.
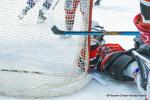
104;52;135;81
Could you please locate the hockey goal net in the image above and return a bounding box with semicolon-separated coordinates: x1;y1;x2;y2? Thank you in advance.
0;0;93;98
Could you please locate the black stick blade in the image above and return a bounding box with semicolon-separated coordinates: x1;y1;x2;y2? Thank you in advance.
51;25;65;35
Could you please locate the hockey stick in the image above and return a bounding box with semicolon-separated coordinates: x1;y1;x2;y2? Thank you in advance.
52;0;61;10
51;25;140;35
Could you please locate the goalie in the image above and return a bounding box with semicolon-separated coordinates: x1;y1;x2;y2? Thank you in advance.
87;21;138;81
89;33;139;81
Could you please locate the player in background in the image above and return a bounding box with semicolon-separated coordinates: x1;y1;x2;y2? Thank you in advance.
133;0;150;99
134;0;150;46
65;0;88;31
94;0;102;6
18;0;54;23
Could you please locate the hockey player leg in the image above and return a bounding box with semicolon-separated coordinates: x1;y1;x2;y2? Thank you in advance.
65;0;78;31
62;0;79;38
18;0;36;19
80;0;89;30
103;51;136;81
37;0;54;23
95;42;136;81
89;33;138;81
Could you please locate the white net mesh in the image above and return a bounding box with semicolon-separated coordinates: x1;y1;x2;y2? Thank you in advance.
0;0;92;98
